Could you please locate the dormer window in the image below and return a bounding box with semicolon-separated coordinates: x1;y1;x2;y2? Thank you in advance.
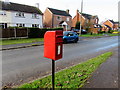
32;14;39;19
16;12;25;17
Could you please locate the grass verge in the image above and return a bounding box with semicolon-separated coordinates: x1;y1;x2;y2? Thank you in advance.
17;52;112;88
80;33;103;37
80;33;119;37
1;38;44;45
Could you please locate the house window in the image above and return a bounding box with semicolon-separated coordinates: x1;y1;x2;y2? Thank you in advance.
0;11;6;15
87;20;89;23
32;14;39;19
16;23;25;27
66;17;69;21
0;23;7;28
57;16;62;21
32;24;39;28
16;12;25;17
95;19;98;23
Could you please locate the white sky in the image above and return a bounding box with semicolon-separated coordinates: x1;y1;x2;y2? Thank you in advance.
2;0;119;23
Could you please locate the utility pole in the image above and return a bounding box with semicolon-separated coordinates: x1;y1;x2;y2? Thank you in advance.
79;0;83;35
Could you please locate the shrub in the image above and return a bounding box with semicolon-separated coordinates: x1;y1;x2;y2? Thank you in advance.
28;28;63;38
75;22;80;29
108;30;114;33
99;31;105;34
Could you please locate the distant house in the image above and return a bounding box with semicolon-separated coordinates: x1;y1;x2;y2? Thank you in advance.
103;20;119;30
43;7;72;31
0;1;43;28
72;10;100;34
101;24;111;32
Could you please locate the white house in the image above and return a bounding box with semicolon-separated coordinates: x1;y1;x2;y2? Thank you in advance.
0;1;43;28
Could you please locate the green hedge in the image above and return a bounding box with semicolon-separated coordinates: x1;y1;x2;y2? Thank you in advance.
28;28;63;38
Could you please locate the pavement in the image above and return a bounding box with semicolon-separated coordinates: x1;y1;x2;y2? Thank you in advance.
1;41;44;51
84;48;119;88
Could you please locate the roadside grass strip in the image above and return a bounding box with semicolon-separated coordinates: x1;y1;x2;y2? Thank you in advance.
1;38;44;45
18;52;112;88
80;33;119;37
80;34;104;37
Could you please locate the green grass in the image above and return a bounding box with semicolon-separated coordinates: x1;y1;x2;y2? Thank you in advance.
80;33;103;37
17;52;112;89
0;38;44;45
108;33;120;36
80;33;119;37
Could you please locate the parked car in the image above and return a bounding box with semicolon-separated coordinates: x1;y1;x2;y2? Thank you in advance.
72;29;87;34
63;31;79;43
81;29;87;34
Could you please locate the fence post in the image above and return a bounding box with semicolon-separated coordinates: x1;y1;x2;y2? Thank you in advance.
14;28;16;38
27;28;29;38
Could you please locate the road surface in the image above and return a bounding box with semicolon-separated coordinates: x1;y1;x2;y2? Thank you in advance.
2;36;119;87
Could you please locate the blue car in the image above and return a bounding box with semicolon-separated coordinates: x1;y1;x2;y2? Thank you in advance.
63;31;79;43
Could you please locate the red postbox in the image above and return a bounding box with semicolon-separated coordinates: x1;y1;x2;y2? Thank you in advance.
44;30;63;60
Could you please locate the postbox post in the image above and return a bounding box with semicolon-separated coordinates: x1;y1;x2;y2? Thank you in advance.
52;60;55;90
44;30;63;89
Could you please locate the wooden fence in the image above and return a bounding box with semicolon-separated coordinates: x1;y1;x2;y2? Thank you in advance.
1;28;29;38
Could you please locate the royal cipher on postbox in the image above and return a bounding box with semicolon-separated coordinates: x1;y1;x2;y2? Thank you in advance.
44;30;63;60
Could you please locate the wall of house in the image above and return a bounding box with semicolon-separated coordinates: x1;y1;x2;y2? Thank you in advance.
0;10;12;26
43;9;53;28
103;20;113;29
11;11;43;28
72;16;77;27
72;11;85;28
113;24;119;30
101;25;109;32
53;15;72;30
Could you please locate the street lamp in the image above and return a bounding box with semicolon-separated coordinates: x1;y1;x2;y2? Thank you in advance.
79;0;83;35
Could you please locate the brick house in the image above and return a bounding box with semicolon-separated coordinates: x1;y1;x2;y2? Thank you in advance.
43;7;72;31
103;20;119;31
72;10;100;34
101;24;111;32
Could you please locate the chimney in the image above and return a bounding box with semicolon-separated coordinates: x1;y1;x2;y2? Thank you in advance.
66;9;69;14
76;9;79;21
76;9;79;14
35;3;39;8
4;0;9;2
4;0;10;4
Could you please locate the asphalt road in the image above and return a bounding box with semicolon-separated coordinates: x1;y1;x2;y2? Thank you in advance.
2;36;119;87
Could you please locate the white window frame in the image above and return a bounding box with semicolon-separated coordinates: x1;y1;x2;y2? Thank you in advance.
66;17;69;21
16;12;25;18
16;23;25;27
0;11;6;15
32;14;39;19
0;23;7;28
32;24;39;28
57;16;62;21
95;19;98;23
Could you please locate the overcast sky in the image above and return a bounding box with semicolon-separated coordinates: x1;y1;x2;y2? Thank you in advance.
2;0;119;23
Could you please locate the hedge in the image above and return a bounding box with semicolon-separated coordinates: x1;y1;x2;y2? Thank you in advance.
28;28;63;38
